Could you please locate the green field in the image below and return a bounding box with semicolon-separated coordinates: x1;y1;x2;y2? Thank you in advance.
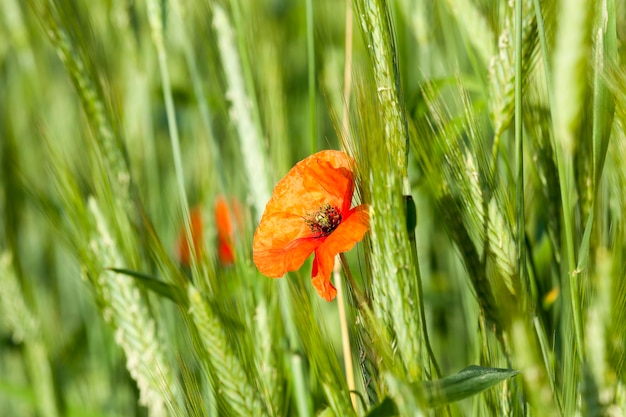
1;0;625;416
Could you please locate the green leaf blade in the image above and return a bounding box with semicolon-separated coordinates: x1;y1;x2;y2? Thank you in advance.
422;365;520;407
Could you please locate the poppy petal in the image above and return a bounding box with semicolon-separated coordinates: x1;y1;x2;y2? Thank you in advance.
253;235;320;278
218;238;235;265
215;196;233;239
311;253;337;301
261;150;355;219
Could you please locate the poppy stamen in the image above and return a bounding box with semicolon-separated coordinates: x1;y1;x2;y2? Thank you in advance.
306;203;342;236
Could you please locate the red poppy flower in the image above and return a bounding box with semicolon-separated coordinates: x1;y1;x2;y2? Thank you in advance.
215;196;236;266
253;150;369;301
175;206;204;266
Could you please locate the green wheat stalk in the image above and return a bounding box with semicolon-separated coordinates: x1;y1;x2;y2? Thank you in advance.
352;0;425;382
550;0;596;412
350;77;424;383
411;81;504;331
353;0;408;179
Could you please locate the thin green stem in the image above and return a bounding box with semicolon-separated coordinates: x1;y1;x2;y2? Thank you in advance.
339;253;366;306
306;0;316;153
341;0;353;137
290;353;312;417
408;230;442;380
334;256;358;412
514;0;527;310
148;0;194;266
171;0;224;192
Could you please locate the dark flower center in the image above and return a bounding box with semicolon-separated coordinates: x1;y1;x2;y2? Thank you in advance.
306;203;342;236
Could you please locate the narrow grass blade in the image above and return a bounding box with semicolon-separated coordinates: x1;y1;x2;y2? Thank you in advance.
376;365;520;413
107;267;188;307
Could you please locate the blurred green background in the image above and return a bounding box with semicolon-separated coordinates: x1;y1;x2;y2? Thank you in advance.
2;0;626;416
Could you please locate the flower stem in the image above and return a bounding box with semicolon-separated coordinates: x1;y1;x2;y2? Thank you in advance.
334;255;357;411
339;253;366;305
335;9;359;412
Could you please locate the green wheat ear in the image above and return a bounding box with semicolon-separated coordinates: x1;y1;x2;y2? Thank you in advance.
187;285;269;417
29;0;132;205
488;0;538;142
87;198;180;417
351;0;425;383
410;79;508;332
